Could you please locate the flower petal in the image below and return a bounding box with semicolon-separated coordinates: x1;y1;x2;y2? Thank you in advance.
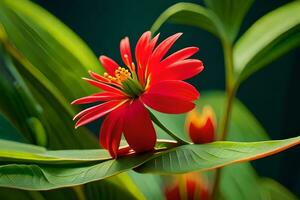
135;32;160;85
120;37;133;70
159;47;199;70
71;92;127;105
100;104;127;158
148;33;182;72
83;78;126;96
141;93;195;114
152;59;204;83
146;80;199;101
99;55;120;76
74;100;127;127
123;100;156;153
135;31;151;68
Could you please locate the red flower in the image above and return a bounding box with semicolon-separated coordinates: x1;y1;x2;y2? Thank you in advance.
186;106;216;144
72;31;204;158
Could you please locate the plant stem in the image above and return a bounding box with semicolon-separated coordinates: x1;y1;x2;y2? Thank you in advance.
212;41;236;199
149;111;190;145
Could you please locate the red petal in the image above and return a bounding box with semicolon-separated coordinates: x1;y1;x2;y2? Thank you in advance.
143;33;160;81
135;32;160;85
83;78;126;96
135;31;151;68
152;59;204;83
74;100;127;127
100;104;127;158
123;100;156;153
71;92;127;105
146;80;199;101
120;37;133;70
148;33;182;73
99;56;120;76
141;93;195;114
158;47;199;70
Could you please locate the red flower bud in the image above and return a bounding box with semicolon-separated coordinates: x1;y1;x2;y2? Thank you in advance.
186;106;216;144
165;173;211;200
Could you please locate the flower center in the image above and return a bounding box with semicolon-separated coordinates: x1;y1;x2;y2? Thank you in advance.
104;67;131;83
104;67;143;97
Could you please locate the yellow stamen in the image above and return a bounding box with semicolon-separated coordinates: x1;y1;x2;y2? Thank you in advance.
103;67;131;83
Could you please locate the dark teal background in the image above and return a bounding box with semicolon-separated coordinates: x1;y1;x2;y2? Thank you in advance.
32;0;300;196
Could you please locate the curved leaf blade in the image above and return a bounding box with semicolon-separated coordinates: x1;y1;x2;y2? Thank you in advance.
0;136;299;189
259;178;298;200
136;136;300;174
234;1;300;83
203;0;254;43
150;3;219;37
0;155;151;190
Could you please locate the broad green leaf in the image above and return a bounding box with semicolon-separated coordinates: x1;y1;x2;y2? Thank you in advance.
0;188;47;200
0;187;82;200
203;0;254;43
0;136;299;190
127;171;164;200
136;136;300;174
150;3;219;37
0;139;110;164
234;1;300;84
0;155;151;190
0;49;98;149
260;178;298;200
151;1;254;43
220;163;298;200
0;0;102;101
83;179;139;200
0;0;101;149
220;163;262;200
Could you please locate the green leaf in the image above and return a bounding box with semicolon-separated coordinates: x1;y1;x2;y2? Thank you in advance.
126;171;164;200
203;0;254;43
220;163;262;200
234;1;300;84
0;136;299;190
136;136;300;174
0;139;110;164
151;1;254;43
260;178;299;200
0;187;46;200
0;156;151;190
0;0;102;101
150;3;219;37
0;0;100;149
220;163;298;200
83;179;140;200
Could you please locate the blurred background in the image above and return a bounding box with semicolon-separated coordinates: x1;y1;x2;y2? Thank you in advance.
0;0;299;198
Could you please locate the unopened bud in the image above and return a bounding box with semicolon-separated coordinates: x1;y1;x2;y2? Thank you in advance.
186;106;216;144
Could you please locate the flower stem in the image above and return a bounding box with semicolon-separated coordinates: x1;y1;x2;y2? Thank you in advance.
149;111;190;145
212;41;236;199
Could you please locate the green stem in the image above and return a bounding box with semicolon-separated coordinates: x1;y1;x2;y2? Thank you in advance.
149;111;189;145
212;41;236;199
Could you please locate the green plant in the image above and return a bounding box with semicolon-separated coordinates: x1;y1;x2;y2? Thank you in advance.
0;0;299;199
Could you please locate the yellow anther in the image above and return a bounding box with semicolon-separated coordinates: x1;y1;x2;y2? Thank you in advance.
104;67;131;83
